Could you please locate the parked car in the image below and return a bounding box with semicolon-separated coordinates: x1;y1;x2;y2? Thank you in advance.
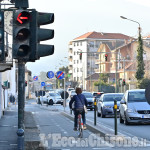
40;92;63;105
119;89;150;125
69;90;76;99
67;88;74;93
97;93;123;118
82;92;94;110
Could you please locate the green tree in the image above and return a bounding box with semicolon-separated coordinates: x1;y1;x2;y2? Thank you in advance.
135;32;145;81
138;78;150;89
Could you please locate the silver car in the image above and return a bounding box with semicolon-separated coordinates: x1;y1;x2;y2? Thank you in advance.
97;93;123;118
119;89;150;125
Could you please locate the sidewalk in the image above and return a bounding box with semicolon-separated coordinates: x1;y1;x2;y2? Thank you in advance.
0;104;18;150
0;103;42;150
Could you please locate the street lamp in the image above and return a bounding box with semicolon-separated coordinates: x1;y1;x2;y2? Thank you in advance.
120;16;141;34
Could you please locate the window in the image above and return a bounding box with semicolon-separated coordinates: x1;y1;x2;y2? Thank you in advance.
74;60;76;64
80;42;82;46
77;60;79;64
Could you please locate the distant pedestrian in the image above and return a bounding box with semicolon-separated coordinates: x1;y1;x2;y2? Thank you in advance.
69;87;88;131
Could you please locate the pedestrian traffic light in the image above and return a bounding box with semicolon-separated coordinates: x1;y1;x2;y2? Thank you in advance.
13;9;31;60
105;54;108;61
0;10;5;62
122;79;126;86
29;10;54;61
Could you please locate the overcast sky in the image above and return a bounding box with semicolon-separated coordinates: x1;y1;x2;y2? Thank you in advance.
26;0;150;76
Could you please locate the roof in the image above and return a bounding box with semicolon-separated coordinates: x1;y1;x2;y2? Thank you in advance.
73;31;132;41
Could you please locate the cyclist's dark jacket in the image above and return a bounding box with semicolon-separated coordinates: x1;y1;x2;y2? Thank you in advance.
69;94;87;109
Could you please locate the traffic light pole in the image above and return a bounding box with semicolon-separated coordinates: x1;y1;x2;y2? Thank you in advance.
17;60;25;150
18;61;25;129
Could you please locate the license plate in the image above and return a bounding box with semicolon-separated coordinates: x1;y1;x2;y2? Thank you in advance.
142;115;150;118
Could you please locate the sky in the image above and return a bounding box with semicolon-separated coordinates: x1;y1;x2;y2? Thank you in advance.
26;0;150;76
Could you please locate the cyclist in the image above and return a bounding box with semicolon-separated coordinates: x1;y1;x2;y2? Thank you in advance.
69;87;88;131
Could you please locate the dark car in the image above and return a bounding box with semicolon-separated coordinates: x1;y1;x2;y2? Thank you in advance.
97;93;123;117
82;92;94;110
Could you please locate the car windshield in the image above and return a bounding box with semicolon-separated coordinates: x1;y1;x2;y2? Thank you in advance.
128;91;146;102
103;94;123;102
49;93;59;96
83;93;93;98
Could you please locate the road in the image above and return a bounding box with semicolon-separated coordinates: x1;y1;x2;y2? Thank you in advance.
25;99;150;149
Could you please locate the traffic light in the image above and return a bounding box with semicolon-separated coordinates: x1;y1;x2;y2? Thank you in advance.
25;81;27;86
105;54;108;61
79;52;82;60
29;10;54;61
122;79;126;86
13;9;31;60
0;10;5;62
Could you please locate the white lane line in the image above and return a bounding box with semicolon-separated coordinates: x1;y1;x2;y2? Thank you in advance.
0;141;8;143
92;148;111;150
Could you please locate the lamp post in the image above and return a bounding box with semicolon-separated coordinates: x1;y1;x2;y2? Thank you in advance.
120;16;144;83
120;16;141;34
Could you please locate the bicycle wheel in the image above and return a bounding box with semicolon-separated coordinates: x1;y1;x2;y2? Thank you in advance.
78;114;83;138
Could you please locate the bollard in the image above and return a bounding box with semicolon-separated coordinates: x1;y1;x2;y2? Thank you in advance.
70;109;72;115
94;97;97;126
114;100;117;135
17;128;24;150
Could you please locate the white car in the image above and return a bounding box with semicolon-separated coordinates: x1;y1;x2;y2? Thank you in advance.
40;92;63;105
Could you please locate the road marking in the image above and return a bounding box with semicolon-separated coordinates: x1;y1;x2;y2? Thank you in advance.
10;144;17;146
0;141;8;143
92;148;111;150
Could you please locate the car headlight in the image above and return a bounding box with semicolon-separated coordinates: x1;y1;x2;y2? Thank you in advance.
126;108;137;113
103;105;111;108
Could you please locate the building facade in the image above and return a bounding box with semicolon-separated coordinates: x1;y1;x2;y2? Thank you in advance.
68;31;132;91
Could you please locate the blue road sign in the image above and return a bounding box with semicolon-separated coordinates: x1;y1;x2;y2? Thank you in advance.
41;82;45;86
47;71;54;79
56;71;64;79
33;76;38;81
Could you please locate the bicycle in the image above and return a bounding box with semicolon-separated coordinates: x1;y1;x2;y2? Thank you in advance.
77;110;84;138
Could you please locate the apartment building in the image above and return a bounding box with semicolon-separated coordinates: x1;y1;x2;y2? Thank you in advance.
68;31;132;91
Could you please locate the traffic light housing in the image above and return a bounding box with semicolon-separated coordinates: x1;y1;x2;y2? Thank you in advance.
13;9;31;60
79;52;82;60
105;54;108;61
25;81;27;86
122;79;126;86
29;10;54;61
0;10;5;62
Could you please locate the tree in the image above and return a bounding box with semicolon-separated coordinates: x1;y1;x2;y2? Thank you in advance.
135;32;145;81
138;78;150;89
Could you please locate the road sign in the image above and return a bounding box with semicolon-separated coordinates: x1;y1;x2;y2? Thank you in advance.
47;71;54;79
33;76;38;81
61;91;69;99
145;84;150;105
56;71;64;79
41;82;45;86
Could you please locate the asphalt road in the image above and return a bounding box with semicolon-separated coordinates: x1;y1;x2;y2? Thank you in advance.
25;99;150;150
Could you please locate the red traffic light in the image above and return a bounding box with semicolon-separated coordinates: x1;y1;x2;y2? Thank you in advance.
17;11;30;24
105;54;108;61
25;81;27;86
122;79;126;86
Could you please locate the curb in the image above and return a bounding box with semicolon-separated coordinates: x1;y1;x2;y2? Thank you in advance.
61;112;126;141
24;111;45;150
